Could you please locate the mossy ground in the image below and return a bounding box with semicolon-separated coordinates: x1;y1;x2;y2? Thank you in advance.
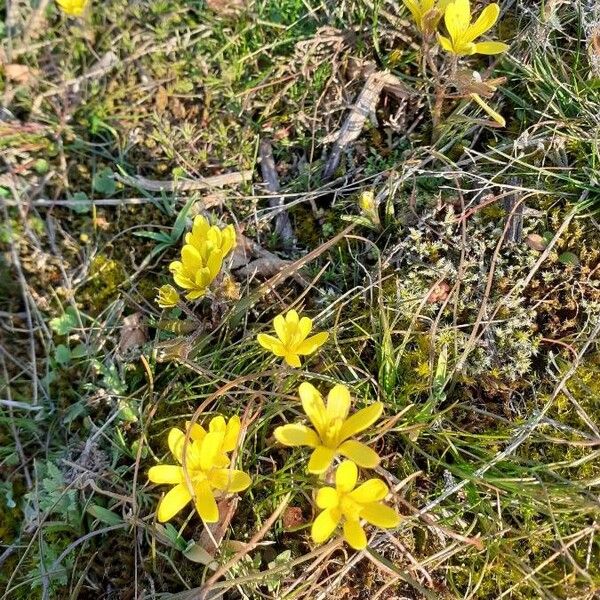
1;1;600;598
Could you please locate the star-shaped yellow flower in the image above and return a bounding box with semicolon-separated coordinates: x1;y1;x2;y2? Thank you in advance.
312;460;401;550
437;0;508;56
148;419;250;523
56;0;88;16
402;0;452;34
274;382;383;474
257;310;328;368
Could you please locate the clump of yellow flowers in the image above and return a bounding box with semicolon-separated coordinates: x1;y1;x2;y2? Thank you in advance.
148;215;399;553
148;416;250;523
168;215;236;301
272;382;397;549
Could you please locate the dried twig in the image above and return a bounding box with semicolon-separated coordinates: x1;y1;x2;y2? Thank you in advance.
322;71;412;180
259;139;294;248
115;170;253;193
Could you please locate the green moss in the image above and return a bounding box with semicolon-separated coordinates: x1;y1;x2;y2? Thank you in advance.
78;255;127;313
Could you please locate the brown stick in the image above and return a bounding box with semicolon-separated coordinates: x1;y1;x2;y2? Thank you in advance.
114;170;253;192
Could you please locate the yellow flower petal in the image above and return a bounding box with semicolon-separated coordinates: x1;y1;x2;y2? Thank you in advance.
445;0;471;46
350;479;389;503
186;422;207;443
470;93;506;127
257;333;286;356
360;502;401;528
148;465;183;484
299;382;327;437
284;353;302;368
343;519;367;550
168;428;185;463
472;40;509;55
199;431;226;471
222;415;241;452
463;3;499;43
311;508;341;544
298;316;313;339
194;480;219;523
437;33;455;53
307;446;336;474
335;460;358;493
181;244;202;272
296;332;328;355
210;469;252;493
157;483;191;522
274;424;320;447
209;415;226;433
402;0;423;23
207;248;224;280
316;486;339;509
286;310;299;325
326;384;351;423
339;403;383;441
273;314;287;342
338;440;380;469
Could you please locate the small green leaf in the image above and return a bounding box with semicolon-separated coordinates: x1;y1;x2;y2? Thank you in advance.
34;159;49;175
118;399;138;423
71;191;91;214
164;523;188;551
70;343;88;359
93;168;116;195
558;252;579;266
54;344;71;365
171;195;197;241
86;504;122;526
49;307;78;335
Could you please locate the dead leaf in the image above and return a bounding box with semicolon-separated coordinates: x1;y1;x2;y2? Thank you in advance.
155;86;168;113
282;507;305;530
427;281;451;303
197;497;239;556
206;0;245;16
118;313;148;356
4;63;36;85
169;96;187;119
525;234;547;252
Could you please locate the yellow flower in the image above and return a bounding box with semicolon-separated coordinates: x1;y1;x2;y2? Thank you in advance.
169;245;224;300
358;191;375;213
148;421;250;523
56;0;88;16
169;216;236;301
156;284;180;308
185;215;236;259
312;461;401;550
257;310;329;368
437;0;509;56
402;0;452;33
274;382;383;474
